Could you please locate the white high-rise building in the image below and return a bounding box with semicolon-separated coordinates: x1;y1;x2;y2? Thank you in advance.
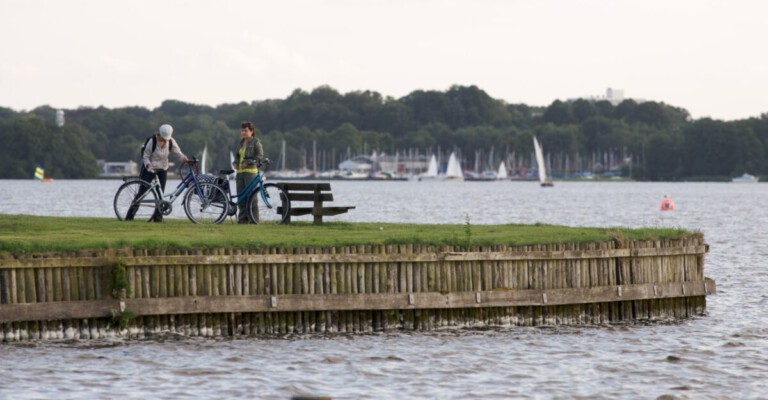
605;88;624;105
55;110;65;127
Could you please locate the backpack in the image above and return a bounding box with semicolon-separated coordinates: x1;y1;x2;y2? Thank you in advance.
140;135;174;162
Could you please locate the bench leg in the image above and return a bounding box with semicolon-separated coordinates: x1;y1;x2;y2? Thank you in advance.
312;187;323;225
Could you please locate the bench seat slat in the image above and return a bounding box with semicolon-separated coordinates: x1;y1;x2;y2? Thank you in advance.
290;206;356;217
276;182;331;191
286;193;334;202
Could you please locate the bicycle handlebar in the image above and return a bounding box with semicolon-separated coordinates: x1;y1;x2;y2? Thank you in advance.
241;157;271;168
179;157;199;178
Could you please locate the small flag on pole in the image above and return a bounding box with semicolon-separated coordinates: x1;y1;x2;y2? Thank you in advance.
34;166;45;180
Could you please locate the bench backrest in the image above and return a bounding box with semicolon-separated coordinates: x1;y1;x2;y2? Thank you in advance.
276;182;334;203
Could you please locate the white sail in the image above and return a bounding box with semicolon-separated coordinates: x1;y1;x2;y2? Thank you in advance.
228;151;236;181
422;155;438;178
497;161;508;180
444;152;464;181
533;136;546;182
201;144;208;175
533;136;553;186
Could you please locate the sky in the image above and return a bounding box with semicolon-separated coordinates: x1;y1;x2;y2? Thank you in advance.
1;0;767;121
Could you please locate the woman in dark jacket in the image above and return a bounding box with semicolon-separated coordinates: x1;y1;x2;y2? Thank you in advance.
233;121;264;223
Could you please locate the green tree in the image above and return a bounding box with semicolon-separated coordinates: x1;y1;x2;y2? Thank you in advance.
327;123;363;157
537;124;580;155
571;99;598;123
580;117;632;152
252;99;282;133
157;99;214;118
0;116;98;178
614;99;638;120
624;101;689;130
683;118;765;178
445;85;512;128
401;90;456;126
0;106;17;121
542;100;573;125
366;99;414;136
593;100;614;118
645;132;682;180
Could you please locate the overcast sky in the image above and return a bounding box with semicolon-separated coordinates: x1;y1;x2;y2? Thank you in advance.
2;0;766;120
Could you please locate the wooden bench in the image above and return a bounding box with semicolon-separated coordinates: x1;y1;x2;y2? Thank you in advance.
275;182;355;224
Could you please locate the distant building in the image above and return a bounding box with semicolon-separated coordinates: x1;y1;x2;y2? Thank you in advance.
97;160;138;177
605;88;624;105
377;153;428;175
568;87;643;106
55;110;65;127
337;152;429;177
338;155;374;174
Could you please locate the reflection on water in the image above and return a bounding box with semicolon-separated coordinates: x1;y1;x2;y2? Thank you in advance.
1;180;767;398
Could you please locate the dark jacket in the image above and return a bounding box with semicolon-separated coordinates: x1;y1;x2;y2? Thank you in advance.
234;136;264;170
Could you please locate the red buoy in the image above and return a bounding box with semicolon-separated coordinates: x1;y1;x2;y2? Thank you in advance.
660;195;675;211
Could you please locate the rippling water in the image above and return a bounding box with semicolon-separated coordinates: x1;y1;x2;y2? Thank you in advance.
1;179;767;399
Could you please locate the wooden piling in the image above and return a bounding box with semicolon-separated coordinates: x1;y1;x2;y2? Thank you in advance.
0;236;715;340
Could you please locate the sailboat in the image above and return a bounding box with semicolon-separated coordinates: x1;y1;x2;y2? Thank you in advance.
419;154;439;180
200;144;208;175
227;151;236;181
475;147;498;181
496;161;508;180
732;173;758;183
442;152;464;181
34;166;53;183
533;136;553;187
270;139;314;179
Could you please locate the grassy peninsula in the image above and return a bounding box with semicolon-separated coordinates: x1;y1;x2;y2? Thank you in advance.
0;215;693;255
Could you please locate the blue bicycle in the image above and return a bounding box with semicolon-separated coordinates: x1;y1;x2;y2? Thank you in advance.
205;158;290;224
113;158;229;224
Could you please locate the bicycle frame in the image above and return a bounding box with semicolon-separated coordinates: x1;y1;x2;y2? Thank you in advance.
130;164;206;214
219;171;277;211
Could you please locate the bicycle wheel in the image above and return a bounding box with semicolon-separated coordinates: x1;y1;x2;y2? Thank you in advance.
183;182;229;224
114;180;158;222
247;183;290;224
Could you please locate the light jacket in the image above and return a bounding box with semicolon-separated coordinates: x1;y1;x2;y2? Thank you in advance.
142;135;187;171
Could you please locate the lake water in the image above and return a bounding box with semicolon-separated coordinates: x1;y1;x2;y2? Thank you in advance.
1;179;767;399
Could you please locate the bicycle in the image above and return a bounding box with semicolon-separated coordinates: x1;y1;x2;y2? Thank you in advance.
113;158;229;224
206;158;291;224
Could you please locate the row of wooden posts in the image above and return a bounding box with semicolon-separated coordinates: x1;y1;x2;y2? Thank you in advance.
0;236;715;341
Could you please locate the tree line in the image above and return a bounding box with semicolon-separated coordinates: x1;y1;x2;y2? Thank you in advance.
0;84;766;180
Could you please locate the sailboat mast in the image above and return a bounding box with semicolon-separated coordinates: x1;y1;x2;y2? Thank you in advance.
313;140;317;174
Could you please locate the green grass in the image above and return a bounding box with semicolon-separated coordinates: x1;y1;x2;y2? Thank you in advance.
0;214;693;255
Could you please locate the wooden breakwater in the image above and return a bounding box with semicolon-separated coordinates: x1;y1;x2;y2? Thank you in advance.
0;236;715;341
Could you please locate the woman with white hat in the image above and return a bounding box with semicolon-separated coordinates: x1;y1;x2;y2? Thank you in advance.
127;124;188;222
